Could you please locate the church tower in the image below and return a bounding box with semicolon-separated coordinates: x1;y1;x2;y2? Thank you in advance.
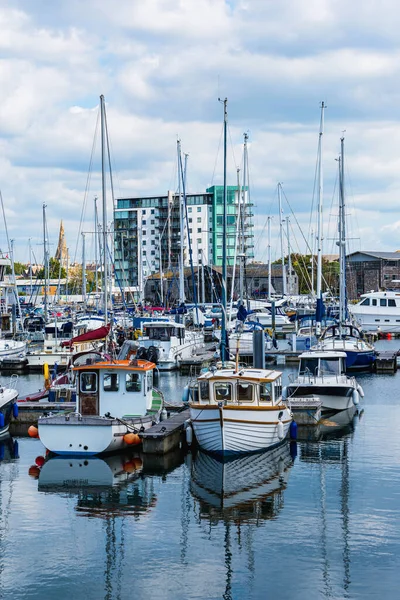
55;220;69;268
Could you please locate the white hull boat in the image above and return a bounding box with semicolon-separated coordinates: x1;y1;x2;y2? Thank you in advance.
135;322;204;370
0;340;26;359
284;350;363;412
189;366;292;455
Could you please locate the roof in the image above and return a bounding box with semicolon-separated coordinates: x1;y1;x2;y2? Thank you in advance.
347;251;400;261
299;351;347;358
198;367;282;383
73;359;155;372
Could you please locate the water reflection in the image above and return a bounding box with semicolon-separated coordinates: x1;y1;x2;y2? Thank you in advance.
300;407;362;599
191;442;295;522
0;435;19;462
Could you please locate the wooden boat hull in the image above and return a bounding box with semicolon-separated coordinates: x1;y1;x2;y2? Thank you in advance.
189;403;292;454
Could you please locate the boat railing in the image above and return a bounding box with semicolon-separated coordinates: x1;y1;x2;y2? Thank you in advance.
4;373;18;391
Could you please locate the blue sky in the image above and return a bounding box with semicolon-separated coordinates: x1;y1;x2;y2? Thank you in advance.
1;0;400;263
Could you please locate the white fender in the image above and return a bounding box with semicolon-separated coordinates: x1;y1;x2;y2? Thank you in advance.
282;386;288;401
277;420;284;440
352;389;360;406
186;424;193;445
357;383;364;398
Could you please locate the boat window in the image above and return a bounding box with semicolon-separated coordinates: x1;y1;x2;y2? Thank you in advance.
80;372;97;393
360;298;370;306
146;327;171;341
274;381;282;399
319;359;340;375
214;383;233;402
103;373;119;392
126;373;142;392
147;370;153;390
260;382;272;402
237;383;254;403
199;381;210;400
380;299;387;307
372;299;377;306
299;358;319;376
388;299;396;307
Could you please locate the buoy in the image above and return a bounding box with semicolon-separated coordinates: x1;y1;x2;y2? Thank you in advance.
28;425;39;438
123;432;141;446
28;465;40;479
35;455;45;467
186;424;193;446
387;333;392;340
182;385;191;404
160;408;168;421
277;420;284;440
0;413;4;429
357;384;365;398
352;389;360;406
290;420;298;440
43;363;51;390
12;403;18;418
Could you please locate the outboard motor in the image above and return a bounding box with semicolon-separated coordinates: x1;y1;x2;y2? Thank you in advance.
136;347;149;360
147;346;159;364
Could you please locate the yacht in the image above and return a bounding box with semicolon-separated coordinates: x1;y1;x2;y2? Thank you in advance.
348;290;400;333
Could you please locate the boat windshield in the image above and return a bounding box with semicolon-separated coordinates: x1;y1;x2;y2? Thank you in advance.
214;383;233;402
236;382;254;403
260;382;272;402
146;327;172;341
299;358;319;376
319;358;341;375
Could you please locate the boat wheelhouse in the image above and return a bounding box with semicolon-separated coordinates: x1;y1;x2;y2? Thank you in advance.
38;359;163;456
316;324;375;370
136;321;204;370
189;367;292;454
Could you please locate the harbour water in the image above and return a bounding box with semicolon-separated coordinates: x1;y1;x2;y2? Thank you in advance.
1;342;400;599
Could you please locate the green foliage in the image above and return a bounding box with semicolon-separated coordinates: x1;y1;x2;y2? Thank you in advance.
36;258;66;280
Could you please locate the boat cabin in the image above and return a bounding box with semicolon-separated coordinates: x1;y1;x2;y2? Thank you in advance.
73;359;155;418
320;324;363;341
195;368;283;406
298;351;347;377
142;322;186;343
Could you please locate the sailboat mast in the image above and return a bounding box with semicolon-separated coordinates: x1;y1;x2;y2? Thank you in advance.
286;216;292;296
316;101;325;334
42;202;48;322
278;183;287;296
94;196;99;297
240;133;248;305
267;216;272;299
100;94;108;325
221;98;228;364
338;136;347;327
177;140;185;305
82;232;87;312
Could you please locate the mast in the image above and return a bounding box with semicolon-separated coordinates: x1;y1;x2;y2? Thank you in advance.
240;133;248;305
42;202;48;322
177;140;185;305
338;137;347;328
29;238;33;299
159;232;163;306
278;183;287;296
100;94;108;325
311;229;315;296
220;97;228;364
267;216;272;299
82;232;87;312
286;216;292;296
316;101;325;334
94;196;99;297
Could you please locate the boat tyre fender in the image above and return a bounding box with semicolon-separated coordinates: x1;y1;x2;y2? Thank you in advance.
136;347;148;360
147;346;159;364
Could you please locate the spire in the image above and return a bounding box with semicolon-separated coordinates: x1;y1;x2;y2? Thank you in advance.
55;220;69;268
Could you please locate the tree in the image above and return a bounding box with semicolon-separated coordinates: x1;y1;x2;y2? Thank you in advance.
36;258;66;280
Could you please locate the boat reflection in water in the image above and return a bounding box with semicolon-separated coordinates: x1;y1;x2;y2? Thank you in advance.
191;441;295;522
37;452;158;518
0;434;19;463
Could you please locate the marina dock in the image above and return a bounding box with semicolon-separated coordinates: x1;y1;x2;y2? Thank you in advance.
140;407;190;454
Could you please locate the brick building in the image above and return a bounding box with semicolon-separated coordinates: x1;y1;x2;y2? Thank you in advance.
346;251;400;299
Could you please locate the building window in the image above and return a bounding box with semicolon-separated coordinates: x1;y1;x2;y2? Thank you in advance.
197;239;202;244
143;250;146;255
143;240;146;245
188;207;192;212
151;250;155;255
197;207;201;212
151;209;155;214
143;230;147;236
142;220;146;225
189;218;192;223
151;220;155;225
197;228;202;233
151;230;155;235
189;228;192;233
197;217;201;223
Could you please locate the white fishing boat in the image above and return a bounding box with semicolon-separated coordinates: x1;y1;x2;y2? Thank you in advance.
189;365;292;454
0;339;26;359
38;358;163;455
135;321;204;370
284;350;364;412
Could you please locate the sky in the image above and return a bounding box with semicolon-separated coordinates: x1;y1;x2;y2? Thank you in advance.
1;0;400;265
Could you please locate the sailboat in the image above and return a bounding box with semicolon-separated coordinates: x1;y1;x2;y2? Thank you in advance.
315;137;375;371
